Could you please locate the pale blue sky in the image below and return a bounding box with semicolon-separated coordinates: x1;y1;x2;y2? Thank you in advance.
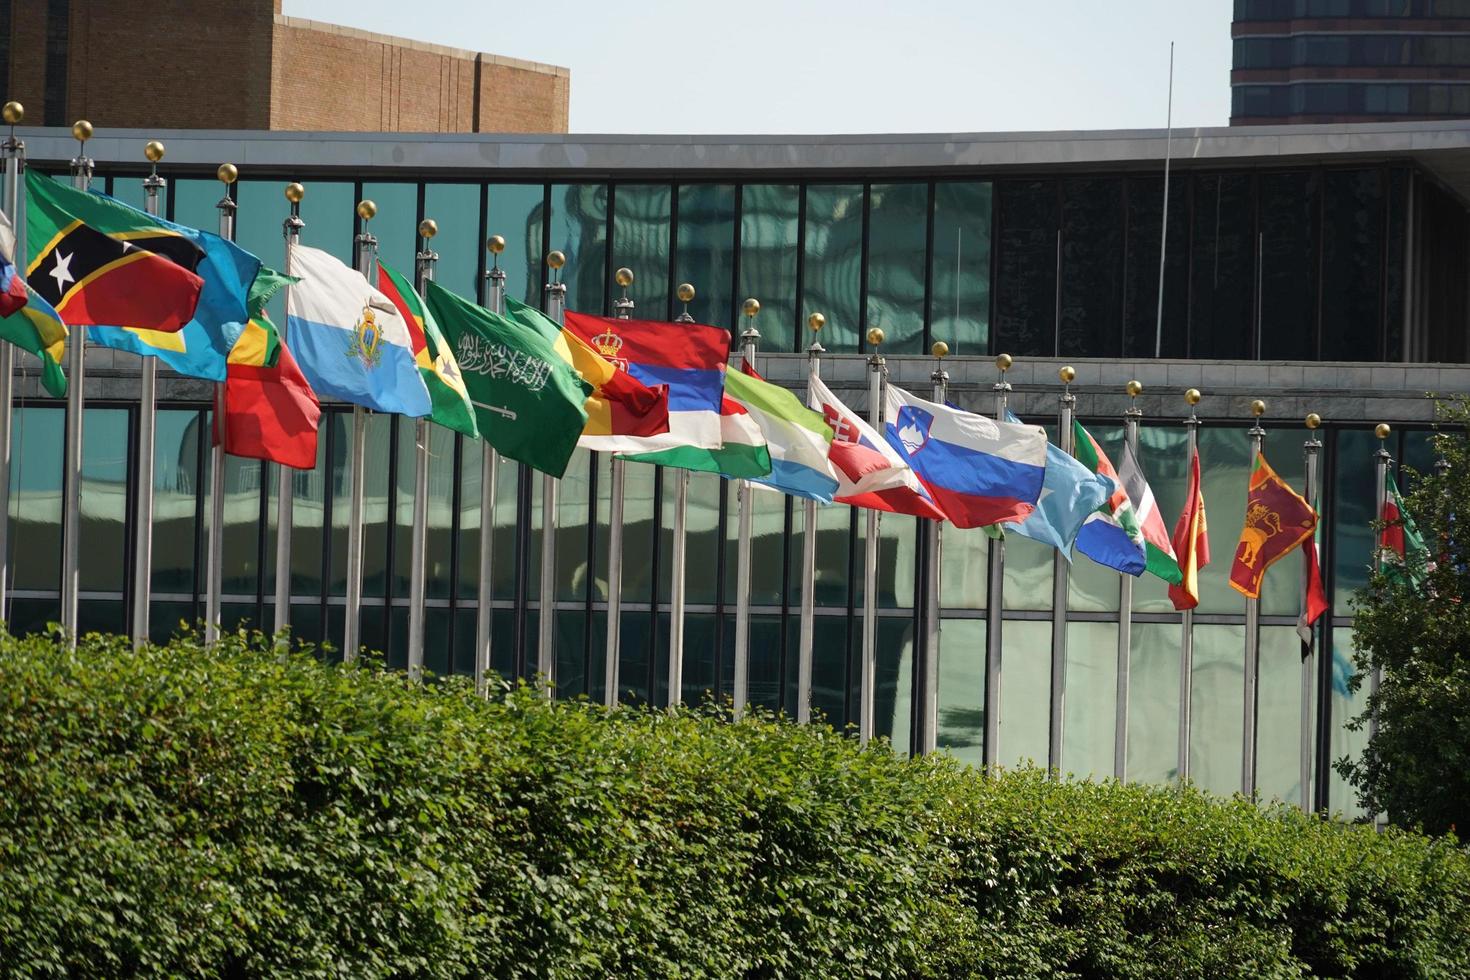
283;0;1234;134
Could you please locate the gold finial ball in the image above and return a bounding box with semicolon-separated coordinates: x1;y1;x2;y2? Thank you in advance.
1375;422;1392;441
487;234;506;255
742;298;760;318
71;120;93;142
995;353;1013;372
1;102;22;125
216;162;238;185
808;312;825;333
614;267;633;287
547;250;566;270
356;200;377;221
1126;380;1144;398
284;182;305;204
144;140;165;163
1250;399;1267;418
418;218;438;240
1305;413;1321;430
1185;388;1201;406
932;341;950;359
866;326;885;347
677;283;696;304
1059;365;1076;384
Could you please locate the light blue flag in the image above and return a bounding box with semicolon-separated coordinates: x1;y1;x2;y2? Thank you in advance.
85;190;257;382
1000;410;1113;556
284;243;431;417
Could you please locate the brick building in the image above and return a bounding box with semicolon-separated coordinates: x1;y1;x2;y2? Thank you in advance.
0;0;569;133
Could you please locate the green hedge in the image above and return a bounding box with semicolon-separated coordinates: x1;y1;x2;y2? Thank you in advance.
1;631;1467;978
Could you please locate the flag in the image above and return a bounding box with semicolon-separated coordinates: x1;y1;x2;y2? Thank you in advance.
1381;472;1430;586
23;169;201;331
1118;440;1183;584
562;310;728;453
1000;410;1113;555
425;281;590;479
285;244;432;418
733;359;839;502
623;369;772;478
883;385;1046;528
808;374;945;520
86;193;258;382
1072;420;1146;575
1167;444;1209;611
1298;523;1329;649
217;268;320;471
1229;452;1317;599
0;207;67;397
504;297;668;441
378;261;478;438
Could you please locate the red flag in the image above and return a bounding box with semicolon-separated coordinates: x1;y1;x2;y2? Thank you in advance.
1230;453;1317;599
1297;536;1329;648
216;342;321;471
1167;446;1210;610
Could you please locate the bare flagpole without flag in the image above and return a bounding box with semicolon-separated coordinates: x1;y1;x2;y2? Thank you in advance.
342;200;378;663
0;101;25;622
796;312;824;724
477;235;506;695
538;250;567;693
205;164;239;644
407;218;438;680
274;182;305;644
130;139;166;648
60;120;94;644
732;297;759;718
667;283;697;707
858;326;885;745
1154;40;1175;359
603;267;634;707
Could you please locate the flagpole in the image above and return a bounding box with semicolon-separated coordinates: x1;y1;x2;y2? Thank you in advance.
1115;379;1143;781
1241;397;1267;797
982;352;1012;766
859;326;885;744
797;312;824;724
1370;422;1390;813
0;101;24;623
274;183;305;643
922;341;950;755
601;268;634;707
667;283;697;708
206;164;238;645
1178;387;1202;784
60;120;94;644
478;235;506;695
732;297;760;718
342;200;377;664
1300;412;1322;812
129;140;166;648
538;250;567;694
406;219;438;680
1047;365;1077;774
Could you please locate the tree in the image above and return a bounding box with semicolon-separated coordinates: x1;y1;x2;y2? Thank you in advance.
1338;398;1470;836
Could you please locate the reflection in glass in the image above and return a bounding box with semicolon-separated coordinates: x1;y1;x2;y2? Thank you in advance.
998;619;1051;767
994;179;1058;357
423;184;483;303
802;185;863;355
675;185;736;329
810;616;849;730
10;407;63;594
1062;621;1117;777
1189;175;1254;359
866;183;927;353
1332;428;1378;617
940;526;989;610
171;179;221;234
557;448;592;603
876;616;914;754
938;617;985;766
81;408;129;593
1320;170;1384;361
1002;535;1054;611
359;182;419;280
1258;172;1319;361
151;409;201;597
725;480;787;607
486;184;546;308
1328;627;1370;818
739;185;800;354
1058;177;1123;358
1127;622;1182;783
931;182;992;355
1257;626;1308;804
1122;174;1190;358
551;183;609;314
1190;623;1245;796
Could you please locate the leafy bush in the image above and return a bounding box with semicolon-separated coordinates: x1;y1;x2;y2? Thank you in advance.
1;629;1467;978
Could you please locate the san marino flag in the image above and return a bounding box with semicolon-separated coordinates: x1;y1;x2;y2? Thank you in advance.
285;244;431;418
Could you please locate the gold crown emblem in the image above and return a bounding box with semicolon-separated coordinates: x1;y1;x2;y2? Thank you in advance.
592;329;624;359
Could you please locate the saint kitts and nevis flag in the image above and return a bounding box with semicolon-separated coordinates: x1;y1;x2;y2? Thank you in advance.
0;206;66;397
378;261;478;438
1229;453;1317;599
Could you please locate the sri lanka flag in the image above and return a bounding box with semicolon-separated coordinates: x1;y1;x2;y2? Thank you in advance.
0;206;67;397
808;374;943;519
882;384;1046;528
1229;452;1316;599
1073;420;1146;575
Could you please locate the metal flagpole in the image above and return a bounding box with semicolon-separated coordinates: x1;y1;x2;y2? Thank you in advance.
130;140;166;648
1047;365;1077;774
206;164;238;644
796;311;824;724
0;101;25;623
406;219;438;680
1300;412;1322;812
1370;422;1390;811
982;352;1012;765
1178;387;1202;783
922;341;950;755
603;267;634;707
1241;397;1267;797
477;235;506;694
274;183;305;643
538;251;567;693
1154;40;1175;359
61;120;94;643
666;283;698;707
732;297;760;718
342;200;377;663
1116;379;1144;781
859;326;885;744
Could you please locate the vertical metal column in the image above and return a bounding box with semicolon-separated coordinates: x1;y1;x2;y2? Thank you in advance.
666;284;698;707
342;200;378;663
406;220;438;679
981;353;1012;766
0;101;25;622
1370;423;1391;798
859;326;885;744
538;251;567;691
274;183;305;642
477;235;507;693
1047;365;1077;773
921;341;950;755
1241;398;1267;797
602;266;633;707
732;297;760;717
1300;412;1322;812
1116;379;1143;781
796;312;824;723
1178;388;1202;783
130;140;166;648
61;121;94;642
205;164;238;644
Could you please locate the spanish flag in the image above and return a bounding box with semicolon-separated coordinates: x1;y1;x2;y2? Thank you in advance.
1167;444;1209;610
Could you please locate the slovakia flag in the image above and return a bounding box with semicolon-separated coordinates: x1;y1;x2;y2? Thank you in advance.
808;375;945;520
882;385;1047;528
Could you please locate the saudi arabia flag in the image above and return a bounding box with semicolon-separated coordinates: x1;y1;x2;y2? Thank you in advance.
378;261;478;439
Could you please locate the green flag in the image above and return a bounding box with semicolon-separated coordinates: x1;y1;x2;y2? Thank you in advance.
378;261;478;439
423;281;589;479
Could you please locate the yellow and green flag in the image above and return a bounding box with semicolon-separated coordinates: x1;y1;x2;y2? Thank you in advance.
378;261;477;438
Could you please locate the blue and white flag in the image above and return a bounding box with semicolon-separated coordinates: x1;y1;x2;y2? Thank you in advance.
285;244;431;417
999;410;1113;555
